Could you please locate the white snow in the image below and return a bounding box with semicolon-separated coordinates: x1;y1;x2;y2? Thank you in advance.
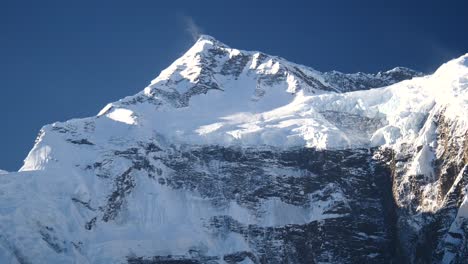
120;58;464;150
459;187;468;218
106;108;137;125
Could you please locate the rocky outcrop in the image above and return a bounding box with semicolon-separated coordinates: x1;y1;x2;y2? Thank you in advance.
375;109;468;264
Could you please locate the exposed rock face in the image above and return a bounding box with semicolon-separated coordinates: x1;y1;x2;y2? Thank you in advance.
0;36;467;264
91;144;398;263
384;108;468;264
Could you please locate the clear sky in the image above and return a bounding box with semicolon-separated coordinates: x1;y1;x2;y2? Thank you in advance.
1;0;467;171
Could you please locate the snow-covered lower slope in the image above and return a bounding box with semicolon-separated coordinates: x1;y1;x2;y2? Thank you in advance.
1;36;467;263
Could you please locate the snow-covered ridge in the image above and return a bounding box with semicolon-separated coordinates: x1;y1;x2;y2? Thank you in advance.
143;34;422;101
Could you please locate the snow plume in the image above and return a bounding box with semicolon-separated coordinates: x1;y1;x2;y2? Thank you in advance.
183;15;203;42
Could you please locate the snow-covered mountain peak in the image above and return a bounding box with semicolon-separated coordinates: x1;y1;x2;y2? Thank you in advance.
136;36;424;114
176;34;232;63
431;53;468;89
2;36;468;264
195;34;231;48
20;37;435;171
375;66;423;81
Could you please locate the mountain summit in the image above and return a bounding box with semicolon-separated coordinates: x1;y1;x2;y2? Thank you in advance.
1;37;467;264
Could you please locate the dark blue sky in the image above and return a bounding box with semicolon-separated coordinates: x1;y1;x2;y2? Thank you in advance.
1;0;467;171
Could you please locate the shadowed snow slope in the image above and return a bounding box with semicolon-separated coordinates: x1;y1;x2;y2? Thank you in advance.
1;36;467;264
